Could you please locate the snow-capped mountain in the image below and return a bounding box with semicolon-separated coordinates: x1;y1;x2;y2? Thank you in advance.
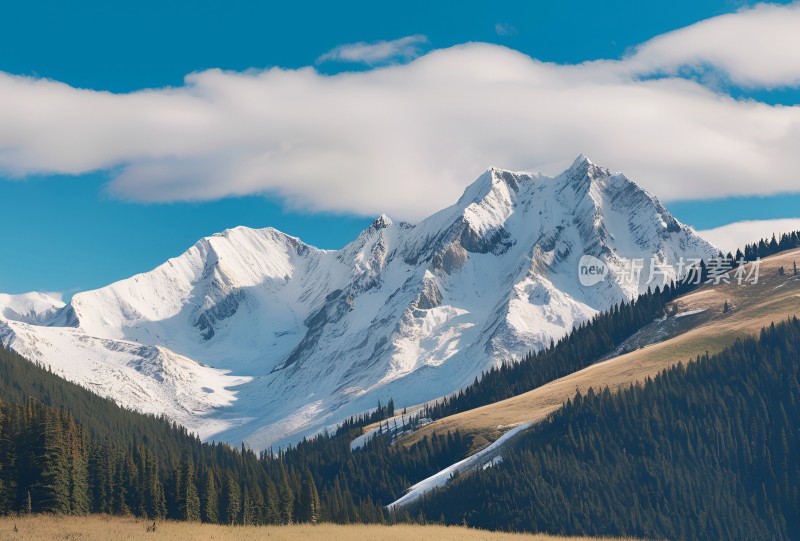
0;156;717;449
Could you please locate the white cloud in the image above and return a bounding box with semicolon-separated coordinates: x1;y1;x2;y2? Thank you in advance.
2;4;800;220
317;35;428;65
625;2;800;88
494;23;517;37
699;218;800;253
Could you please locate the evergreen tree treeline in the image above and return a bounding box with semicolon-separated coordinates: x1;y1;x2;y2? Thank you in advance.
0;345;467;523
336;398;395;436
739;230;800;262
414;317;800;541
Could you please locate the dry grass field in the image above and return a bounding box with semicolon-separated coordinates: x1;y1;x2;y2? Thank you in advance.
399;248;800;450
0;515;639;541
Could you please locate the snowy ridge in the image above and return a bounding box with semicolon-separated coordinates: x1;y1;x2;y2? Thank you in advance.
0;156;717;449
0;292;64;325
387;422;533;510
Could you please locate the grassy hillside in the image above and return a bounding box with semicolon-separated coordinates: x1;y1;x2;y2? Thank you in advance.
0;515;637;541
399;247;800;448
414;317;800;539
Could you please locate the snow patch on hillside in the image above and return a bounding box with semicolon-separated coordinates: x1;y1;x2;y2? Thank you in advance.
387;422;532;510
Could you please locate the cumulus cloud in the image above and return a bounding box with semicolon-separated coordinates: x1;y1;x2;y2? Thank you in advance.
317;35;428;65
699;218;800;253
2;4;800;220
625;2;800;88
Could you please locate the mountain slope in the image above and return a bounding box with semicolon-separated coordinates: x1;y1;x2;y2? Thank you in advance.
0;156;716;449
410;317;800;540
400;247;800;451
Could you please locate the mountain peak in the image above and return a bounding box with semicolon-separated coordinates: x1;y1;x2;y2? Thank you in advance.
572;153;593;167
0;154;718;451
563;154;597;178
371;213;393;229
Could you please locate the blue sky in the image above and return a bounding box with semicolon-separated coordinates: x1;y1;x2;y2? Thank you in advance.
1;0;799;295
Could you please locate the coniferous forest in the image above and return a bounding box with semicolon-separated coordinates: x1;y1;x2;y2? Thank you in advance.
415;318;800;541
740;230;800;262
0;344;470;524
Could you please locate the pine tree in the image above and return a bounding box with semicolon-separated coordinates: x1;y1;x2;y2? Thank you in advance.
178;456;200;521
88;438;113;514
67;419;89;514
221;473;241;525
143;449;166;519
279;470;294;524
30;406;71;513
164;454;181;519
111;448;130;515
299;471;321;524
0;410;4;508
242;486;266;525
241;487;253;525
264;478;280;524
0;408;14;514
121;449;140;516
201;467;218;523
